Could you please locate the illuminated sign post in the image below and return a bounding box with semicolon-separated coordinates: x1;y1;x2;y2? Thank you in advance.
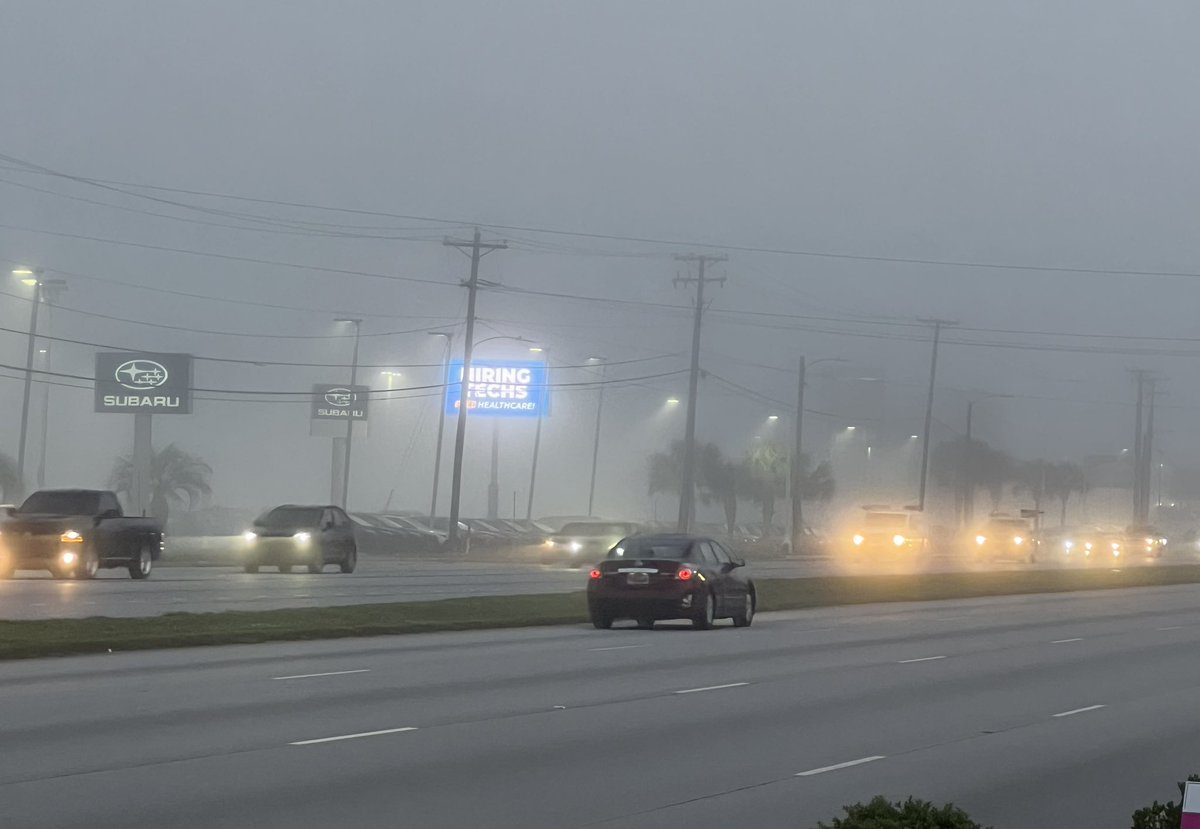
94;352;194;517
444;359;550;418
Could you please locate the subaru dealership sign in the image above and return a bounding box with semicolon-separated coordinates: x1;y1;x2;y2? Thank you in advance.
94;352;193;414
445;359;549;418
311;384;369;421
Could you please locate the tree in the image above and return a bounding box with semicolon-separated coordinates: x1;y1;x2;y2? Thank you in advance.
0;451;20;503
740;442;788;526
931;438;1014;524
1046;461;1087;526
814;795;989;829
647;440;739;532
790;453;836;529
109;444;212;527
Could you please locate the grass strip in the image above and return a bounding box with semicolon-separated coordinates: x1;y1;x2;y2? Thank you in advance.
4;565;1200;660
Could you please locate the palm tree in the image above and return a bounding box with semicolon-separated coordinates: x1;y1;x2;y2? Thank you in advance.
648;440;739;532
110;444;212;527
1045;461;1088;526
931;438;1015;524
0;450;20;503
792;454;835;527
740;442;789;527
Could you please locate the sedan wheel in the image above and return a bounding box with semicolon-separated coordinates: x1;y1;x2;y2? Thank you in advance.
732;591;755;628
339;548;357;574
692;590;716;630
590;609;613;630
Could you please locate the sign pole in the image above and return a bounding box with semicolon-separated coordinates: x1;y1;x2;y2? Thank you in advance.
132;413;152;517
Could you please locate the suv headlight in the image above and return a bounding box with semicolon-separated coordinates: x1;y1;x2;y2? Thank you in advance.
60;530;83;544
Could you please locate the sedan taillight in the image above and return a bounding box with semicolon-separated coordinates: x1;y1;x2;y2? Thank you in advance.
677;567;694;581
589;569;602;580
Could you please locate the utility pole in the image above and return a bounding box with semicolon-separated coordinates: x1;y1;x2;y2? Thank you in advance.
35;280;65;490
963;399;975;528
673;253;727;533
335;318;362;509
488;421;500;519
427;332;453;525
586;357;607;517
790;356;807;555
1131;369;1148;525
1141;378;1157;523
15;275;43;493
917;318;957;512
444;229;507;549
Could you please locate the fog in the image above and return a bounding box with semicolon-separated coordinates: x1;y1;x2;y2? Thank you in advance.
2;1;1199;526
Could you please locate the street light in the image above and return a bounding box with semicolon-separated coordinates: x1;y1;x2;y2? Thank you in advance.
666;397;680;406
961;392;1013;526
526;344;549;521
767;415;780;422
333;318;362;508
585;356;607;517
791;355;847;556
428;331;453;525
12;269;65;494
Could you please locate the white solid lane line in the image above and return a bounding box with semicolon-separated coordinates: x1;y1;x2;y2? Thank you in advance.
1158;626;1185;631
1053;704;1105;718
1051;638;1083;644
291;726;417;746
588;645;650;652
898;655;946;664
273;669;371;681
674;682;750;695
796;756;886;777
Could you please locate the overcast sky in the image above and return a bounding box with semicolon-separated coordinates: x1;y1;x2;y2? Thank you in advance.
2;1;1198;521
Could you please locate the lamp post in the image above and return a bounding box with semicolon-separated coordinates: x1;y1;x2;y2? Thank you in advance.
790;356;845;555
35;280;65;489
428;332;453;525
334;318;362;508
586;356;607;517
12;269;65;495
526;345;548;522
962;392;1012;526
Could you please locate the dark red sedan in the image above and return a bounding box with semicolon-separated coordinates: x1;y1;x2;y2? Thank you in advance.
587;534;756;630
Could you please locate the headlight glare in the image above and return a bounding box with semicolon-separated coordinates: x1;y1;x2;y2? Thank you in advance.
60;530;83;543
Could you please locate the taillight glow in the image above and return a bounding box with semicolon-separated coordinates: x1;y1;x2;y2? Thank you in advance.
677;567;694;581
589;569;602;580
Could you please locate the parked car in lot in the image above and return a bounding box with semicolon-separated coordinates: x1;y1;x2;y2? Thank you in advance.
0;489;162;580
242;505;357;573
587;534;755;630
544;520;640;566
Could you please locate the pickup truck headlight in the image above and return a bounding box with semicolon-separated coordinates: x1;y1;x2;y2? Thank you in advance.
60;530;83;544
293;532;312;544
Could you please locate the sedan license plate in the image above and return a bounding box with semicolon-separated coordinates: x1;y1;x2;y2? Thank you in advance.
627;572;649;585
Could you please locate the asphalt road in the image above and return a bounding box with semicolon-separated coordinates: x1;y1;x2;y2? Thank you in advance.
3;584;1200;828
0;553;1157;619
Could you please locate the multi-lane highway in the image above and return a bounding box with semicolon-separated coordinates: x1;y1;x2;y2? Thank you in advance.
3;583;1198;827
0;554;1146;619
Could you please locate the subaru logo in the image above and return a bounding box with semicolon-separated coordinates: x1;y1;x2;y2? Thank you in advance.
324;388;354;407
115;360;169;390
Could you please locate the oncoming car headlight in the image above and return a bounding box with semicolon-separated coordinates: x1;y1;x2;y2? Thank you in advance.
569;541;582;553
975;535;987;546
1013;536;1024;545
293;532;312;544
60;530;83;544
892;534;906;547
852;534;865;546
242;531;257;543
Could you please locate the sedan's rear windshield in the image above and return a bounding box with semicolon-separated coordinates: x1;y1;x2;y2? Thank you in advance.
256;507;322;527
607;538;693;559
561;523;630;537
19;491;100;515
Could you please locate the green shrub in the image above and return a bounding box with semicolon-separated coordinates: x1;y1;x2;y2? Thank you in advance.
1131;774;1200;829
814;796;989;828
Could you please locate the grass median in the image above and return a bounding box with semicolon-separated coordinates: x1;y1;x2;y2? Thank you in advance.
5;564;1200;660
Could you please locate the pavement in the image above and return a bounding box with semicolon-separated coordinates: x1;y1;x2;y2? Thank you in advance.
3;583;1200;827
0;553;1148;619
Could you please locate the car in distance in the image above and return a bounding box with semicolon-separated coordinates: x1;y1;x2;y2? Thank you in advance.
587;534;755;630
973;515;1037;563
1125;525;1168;559
1062;526;1124;563
0;489;162;579
545;521;640;567
242;505;357;574
846;506;929;558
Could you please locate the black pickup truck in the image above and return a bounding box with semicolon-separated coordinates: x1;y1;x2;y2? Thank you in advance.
0;489;164;579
